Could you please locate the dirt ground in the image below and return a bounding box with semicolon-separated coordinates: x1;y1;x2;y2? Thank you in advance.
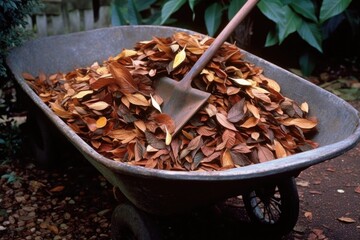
1;103;360;240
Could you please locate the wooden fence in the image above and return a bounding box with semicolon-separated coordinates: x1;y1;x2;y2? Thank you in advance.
26;0;112;37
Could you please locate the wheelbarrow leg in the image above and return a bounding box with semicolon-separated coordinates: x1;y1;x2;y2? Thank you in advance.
242;177;299;237
111;203;160;240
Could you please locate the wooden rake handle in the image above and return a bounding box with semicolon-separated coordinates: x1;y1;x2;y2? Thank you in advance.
180;0;259;88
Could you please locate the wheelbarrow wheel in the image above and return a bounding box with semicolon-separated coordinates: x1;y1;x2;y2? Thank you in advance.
111;203;159;240
24;108;56;167
242;177;299;236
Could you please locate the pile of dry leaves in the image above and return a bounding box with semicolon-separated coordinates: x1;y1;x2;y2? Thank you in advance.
23;32;318;171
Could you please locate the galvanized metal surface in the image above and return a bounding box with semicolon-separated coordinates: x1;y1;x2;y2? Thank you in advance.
7;26;360;215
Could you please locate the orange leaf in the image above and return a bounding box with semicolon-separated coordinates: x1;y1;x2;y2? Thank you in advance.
96;117;107;128
240;117;259;128
246;101;260;119
221;149;234;168
282;118;317;129
49;102;73;119
49;186;65;192
274;139;287;158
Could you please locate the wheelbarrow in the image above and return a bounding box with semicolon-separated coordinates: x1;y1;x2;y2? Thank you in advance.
6;26;360;239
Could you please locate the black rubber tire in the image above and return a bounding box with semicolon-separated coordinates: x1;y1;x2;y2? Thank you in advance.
111;203;159;240
242;177;299;237
24;108;56;167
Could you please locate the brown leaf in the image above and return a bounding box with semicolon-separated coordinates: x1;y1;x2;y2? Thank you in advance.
151;113;175;133
125;93;150;106
282;118;317;129
222;129;236;148
240;117;259;128
221;149;234;168
50;102;73;119
47;224;59;234
274;139;287;158
86;101;109;111
72;90;93;99
49;186;65;192
204;103;218;117
145;131;166;149
186;135;202;151
227;98;245;123
337;216;356;223
216;112;238;131
355;186;360;194
246;101;260;119
257;145;274;163
108;129;137;143
304;211;313;221
90;77;117;90
108;62;138;93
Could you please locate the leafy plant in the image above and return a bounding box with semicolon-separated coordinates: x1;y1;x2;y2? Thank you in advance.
258;0;354;75
0;0;42;77
111;0;358;76
1;171;21;184
0;118;23;164
111;0;160;25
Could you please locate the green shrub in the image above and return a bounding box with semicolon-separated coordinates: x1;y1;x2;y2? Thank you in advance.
0;0;41;163
0;0;42;78
111;0;359;75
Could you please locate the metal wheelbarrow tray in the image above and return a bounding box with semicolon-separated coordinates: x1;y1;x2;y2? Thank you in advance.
7;26;360;237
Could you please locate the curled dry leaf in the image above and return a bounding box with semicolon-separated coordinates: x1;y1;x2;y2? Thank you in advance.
24;32;318;171
337;217;356;223
150;94;162;113
282;118;317;129
172;47;186;69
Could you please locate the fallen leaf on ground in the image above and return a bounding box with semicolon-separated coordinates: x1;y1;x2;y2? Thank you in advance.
49;186;65;192
297;180;310;187
304;211;313;221
337;216;356;223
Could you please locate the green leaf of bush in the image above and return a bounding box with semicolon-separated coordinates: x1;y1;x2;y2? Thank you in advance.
297;21;323;52
160;0;186;25
227;0;246;20
127;0;141;25
265;30;279;47
205;2;223;36
258;0;284;23
290;1;318;23
299;51;316;76
277;6;302;43
134;0;156;12
320;0;352;24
